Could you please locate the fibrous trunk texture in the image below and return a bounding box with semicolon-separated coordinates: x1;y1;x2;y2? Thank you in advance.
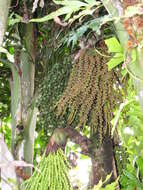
89;137;119;188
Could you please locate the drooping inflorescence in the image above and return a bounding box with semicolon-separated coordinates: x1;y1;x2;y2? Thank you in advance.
37;57;72;134
22;149;73;190
57;42;121;143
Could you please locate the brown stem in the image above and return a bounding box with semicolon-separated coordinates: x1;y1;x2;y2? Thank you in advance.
46;127;93;156
65;127;92;155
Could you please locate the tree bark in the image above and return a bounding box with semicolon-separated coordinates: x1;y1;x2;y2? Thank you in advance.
88;137;119;188
10;64;21;156
10;23;37;185
19;23;37;176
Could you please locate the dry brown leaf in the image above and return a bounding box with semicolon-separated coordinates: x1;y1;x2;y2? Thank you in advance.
40;0;44;8
53;15;68;27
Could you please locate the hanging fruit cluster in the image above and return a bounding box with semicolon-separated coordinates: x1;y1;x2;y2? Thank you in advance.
22;149;73;190
37;53;72;134
57;42;121;143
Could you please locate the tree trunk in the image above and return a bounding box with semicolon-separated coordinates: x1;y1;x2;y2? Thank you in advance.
89;137;119;188
10;23;37;186
19;23;37;176
0;0;11;46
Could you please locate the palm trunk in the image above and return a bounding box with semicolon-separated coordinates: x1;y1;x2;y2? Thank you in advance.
0;2;37;186
10;23;37;185
10;63;21;157
88;137;119;188
19;23;37;176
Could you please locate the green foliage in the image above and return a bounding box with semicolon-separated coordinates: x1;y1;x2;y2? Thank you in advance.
30;0;113;49
0;116;11;148
34;128;48;163
0;63;11;119
105;37;124;71
8;13;22;26
22;149;73;190
112;79;143;189
105;37;123;53
0;47;14;63
30;0;101;23
64;15;112;48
